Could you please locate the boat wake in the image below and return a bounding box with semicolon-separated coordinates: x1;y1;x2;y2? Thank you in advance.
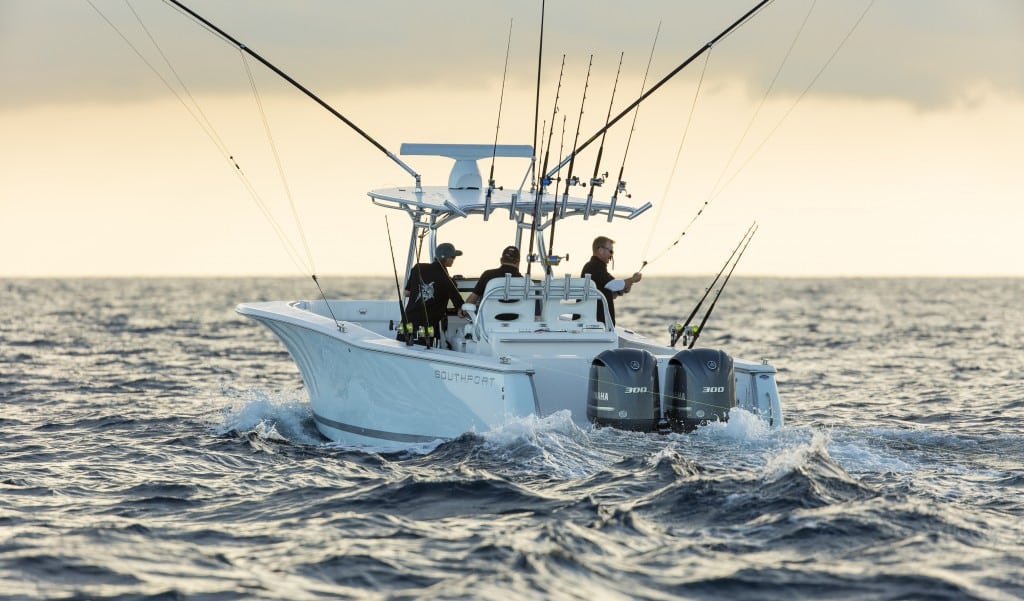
213;386;797;471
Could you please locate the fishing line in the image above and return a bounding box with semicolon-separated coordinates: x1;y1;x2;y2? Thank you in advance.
707;0;876;203
239;53;317;275
163;0;421;186
88;0;228;158
642;0;874;272
695;0;876;210
639;50;711;268
87;0;313;276
121;0;230;158
704;0;819;204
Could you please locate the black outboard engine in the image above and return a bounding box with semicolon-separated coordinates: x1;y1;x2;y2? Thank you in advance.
587;349;660;432
664;348;735;432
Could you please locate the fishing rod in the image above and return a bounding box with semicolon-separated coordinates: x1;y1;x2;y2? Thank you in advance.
545;112;568;267
525;0;547;277
609;23;660;223
637;50;712;274
528;0;546;194
485;18;515;213
557;56;593;221
163;0;421;189
385;216;413;345
544;0;774;182
308;275;343;332
583;52;624;219
527;54;565;278
670;222;755;347
540;56;565;192
546;56;593;270
687;223;759;349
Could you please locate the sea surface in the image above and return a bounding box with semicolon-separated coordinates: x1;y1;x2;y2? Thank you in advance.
2;276;1023;600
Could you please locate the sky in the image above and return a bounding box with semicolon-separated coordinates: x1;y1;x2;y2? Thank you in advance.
2;0;1022;278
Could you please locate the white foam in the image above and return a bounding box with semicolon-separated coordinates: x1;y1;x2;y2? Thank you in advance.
761;430;833;481
212;387;324;446
480;410;584;448
479;411;634;478
692;407;773;441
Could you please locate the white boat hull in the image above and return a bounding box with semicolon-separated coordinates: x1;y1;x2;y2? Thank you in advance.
239;301;539;448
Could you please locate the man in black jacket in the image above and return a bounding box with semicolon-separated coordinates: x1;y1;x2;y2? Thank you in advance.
465;245;522;305
580;236;642;326
403;242;465;345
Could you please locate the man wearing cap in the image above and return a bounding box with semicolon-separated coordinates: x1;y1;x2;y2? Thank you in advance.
465;245;523;305
581;235;641;327
403;242;465;345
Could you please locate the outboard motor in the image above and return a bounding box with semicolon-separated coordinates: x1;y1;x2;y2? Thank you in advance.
587;349;660;432
664;348;735;432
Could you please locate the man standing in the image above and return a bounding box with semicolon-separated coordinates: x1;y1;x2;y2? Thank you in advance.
581;236;642;326
465;245;522;305
403;242;465;344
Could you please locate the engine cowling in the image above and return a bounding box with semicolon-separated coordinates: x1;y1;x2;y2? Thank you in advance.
587;349;660;432
664;348;735;432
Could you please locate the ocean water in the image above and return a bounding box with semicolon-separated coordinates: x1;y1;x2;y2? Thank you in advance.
2;276;1023;600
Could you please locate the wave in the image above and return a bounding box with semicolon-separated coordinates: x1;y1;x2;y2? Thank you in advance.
211;386;326;447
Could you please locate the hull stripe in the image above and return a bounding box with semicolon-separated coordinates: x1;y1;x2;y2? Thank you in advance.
313;412;450;443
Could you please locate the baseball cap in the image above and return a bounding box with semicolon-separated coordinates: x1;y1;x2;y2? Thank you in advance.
501;245;521;261
435;242;463;258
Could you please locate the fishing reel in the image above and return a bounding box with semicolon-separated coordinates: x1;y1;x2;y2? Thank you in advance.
527;253;569;266
616;180;631;198
590;171;609;187
669;323;699;347
398;322;436;347
398;322;415;346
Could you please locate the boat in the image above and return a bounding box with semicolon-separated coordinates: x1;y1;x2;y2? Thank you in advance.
237;143;783;448
165;1;785;448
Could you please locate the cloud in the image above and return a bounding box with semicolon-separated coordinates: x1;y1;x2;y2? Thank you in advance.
2;0;1022;113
